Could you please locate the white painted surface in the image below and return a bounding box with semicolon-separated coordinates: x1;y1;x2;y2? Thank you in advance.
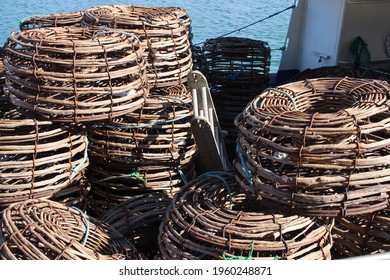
279;0;390;72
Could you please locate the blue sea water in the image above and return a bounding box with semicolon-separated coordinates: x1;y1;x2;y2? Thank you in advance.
0;0;294;72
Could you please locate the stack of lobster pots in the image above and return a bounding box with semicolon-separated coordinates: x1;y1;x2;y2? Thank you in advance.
157;76;390;260
78;5;196;216
233;77;390;258
199;37;271;160
0;5;196;259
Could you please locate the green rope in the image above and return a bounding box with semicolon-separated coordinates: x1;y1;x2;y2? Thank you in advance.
236;143;255;189
222;240;255;260
93;171;147;183
198;171;235;210
260;88;298;109
70;206;89;246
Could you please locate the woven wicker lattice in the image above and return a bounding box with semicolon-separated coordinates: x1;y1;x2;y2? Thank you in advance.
235;77;390;217
0;95;88;208
0;199;142;260
20;10;84;30
101;192;171;259
331;209;390;258
3;27;147;123
158;172;334;260
200;37;271;148
81;5;192;88
86;85;196;215
203;37;271;86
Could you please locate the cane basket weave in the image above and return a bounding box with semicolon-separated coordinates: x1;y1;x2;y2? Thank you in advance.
235;77;390;217
201;37;271;149
331;209;390;258
101;192;171;259
3;27;148;123
87;85;196;215
0;199;142;260
81;5;193;88
203;37;271;86
0;95;88;209
158;172;334;260
19;10;84;30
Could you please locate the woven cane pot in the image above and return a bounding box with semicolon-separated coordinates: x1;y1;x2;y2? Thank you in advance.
203;37;271;86
86;85;196;215
331;209;390;258
101;192;171;259
235;77;390;217
158;172;334;260
0;199;142;260
201;37;271;150
81;5;192;88
3;27;148;123
0;95;88;209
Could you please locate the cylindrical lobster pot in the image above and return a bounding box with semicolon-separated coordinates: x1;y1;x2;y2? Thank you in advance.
0;199;142;260
159;172;334;260
0;95;88;209
201;37;271;153
81;5;193;88
235;77;390;217
86;85;197;216
3;27;148;123
203;37;271;86
101;192;171;259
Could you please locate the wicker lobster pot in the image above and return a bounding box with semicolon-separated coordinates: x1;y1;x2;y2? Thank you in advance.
3;27;148;123
81;5;193;88
235;77;390;217
100;192;171;259
201;37;271;150
19;10;84;30
86;85;196;215
203;37;271;86
331;209;390;258
0;199;142;260
158;172;334;260
0;95;88;209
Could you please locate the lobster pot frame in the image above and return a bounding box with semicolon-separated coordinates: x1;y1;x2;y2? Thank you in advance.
87;85;197;213
235;77;390;217
158;172;334;260
3;27;148;123
201;37;271;148
203;37;271;87
0;199;142;260
100;192;171;259
19;10;85;30
81;5;193;88
331;209;390;258
0;96;88;209
86;162;195;217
